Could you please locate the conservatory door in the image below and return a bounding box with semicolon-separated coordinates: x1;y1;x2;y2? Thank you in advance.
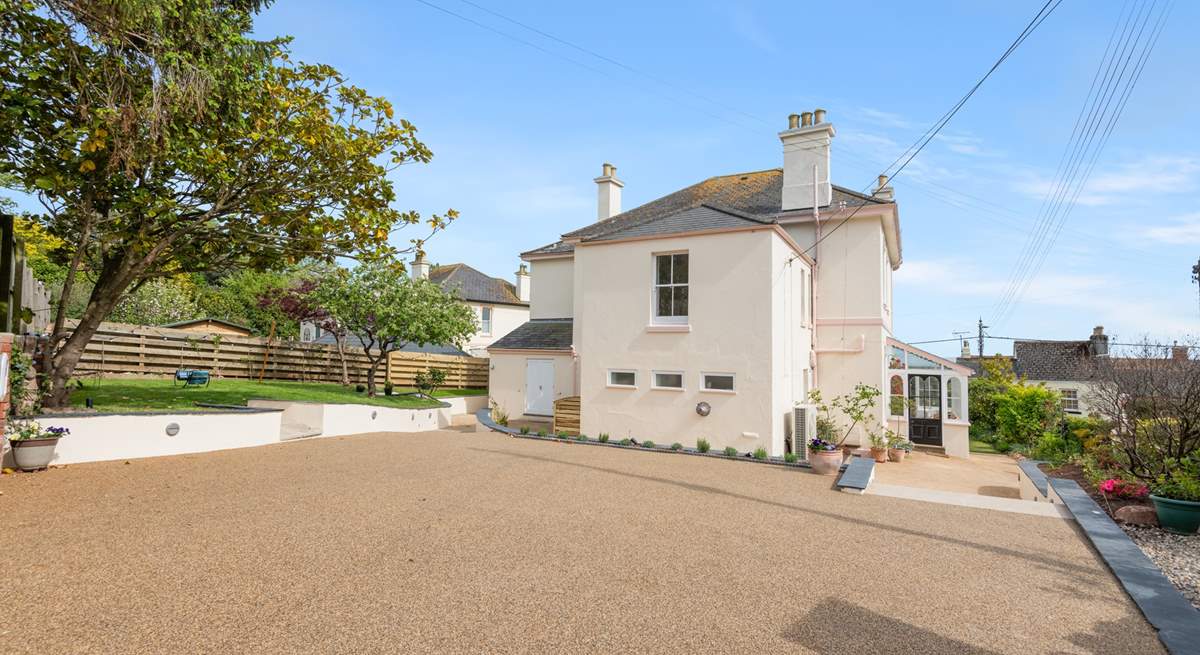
907;374;942;446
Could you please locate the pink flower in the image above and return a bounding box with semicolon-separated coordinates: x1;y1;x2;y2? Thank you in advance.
1100;479;1118;494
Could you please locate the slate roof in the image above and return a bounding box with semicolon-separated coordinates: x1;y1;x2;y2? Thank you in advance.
487;318;573;351
429;263;527;306
523;168;882;257
1012;340;1097;382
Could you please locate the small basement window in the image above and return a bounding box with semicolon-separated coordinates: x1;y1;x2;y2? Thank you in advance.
608;370;637;388
652;371;684;390
701;372;735;392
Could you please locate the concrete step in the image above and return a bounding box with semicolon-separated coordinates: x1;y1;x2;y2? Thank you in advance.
913;444;947;457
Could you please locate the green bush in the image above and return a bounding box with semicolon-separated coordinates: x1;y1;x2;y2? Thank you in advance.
557;431;569;439
383;381;394;396
994;384;1061;446
752;448;767;460
642;440;656;448
598;433;610;443
576;434;588;442
619;438;632;446
697;438;711;453
1031;431;1078;464
670;442;683;450
1154;456;1200;502
519;426;530;435
968;358;1015;438
536;429;547;437
723;446;738;457
784;452;798;463
993;438;1012;454
414;367;447;396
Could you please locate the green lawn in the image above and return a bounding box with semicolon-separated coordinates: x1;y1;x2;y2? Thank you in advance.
970;438;1001;455
68;377;487;412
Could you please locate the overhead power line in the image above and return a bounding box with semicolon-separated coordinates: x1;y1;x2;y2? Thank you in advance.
801;0;1062;255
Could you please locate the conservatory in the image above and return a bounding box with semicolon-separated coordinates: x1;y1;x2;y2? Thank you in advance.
885;338;973;458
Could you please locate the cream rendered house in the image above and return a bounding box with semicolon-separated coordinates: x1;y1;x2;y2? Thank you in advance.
489;111;971;457
414;260;530;357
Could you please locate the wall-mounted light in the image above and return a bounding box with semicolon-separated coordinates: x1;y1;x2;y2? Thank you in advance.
165;422;180;436
695;402;711;417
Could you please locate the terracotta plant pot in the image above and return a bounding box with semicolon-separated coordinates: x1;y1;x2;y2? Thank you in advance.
870;447;888;463
809;449;843;476
888;448;907;463
10;437;60;472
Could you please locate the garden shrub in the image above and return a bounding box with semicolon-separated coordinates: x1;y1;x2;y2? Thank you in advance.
536;429;546;437
697;438;711;453
670;442;682;450
598;433;610;443
1031;431;1080;464
968;358;1015;438
355;383;366;393
576;434;588;442
723;446;738;457
519;426;530;435
414;367;447;397
619;438;631;446
642;440;656;448
994;383;1060;446
557;431;569;439
752;448;767;460
383;381;394;396
784;452;798;463
1154;456;1200;502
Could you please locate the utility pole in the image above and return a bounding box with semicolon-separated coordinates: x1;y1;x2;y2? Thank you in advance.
977;317;989;357
1192;257;1200;318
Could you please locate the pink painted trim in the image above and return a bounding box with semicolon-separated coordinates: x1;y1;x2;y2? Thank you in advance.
815;317;887;327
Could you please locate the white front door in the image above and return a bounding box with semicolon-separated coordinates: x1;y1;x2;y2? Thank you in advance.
525;359;555;415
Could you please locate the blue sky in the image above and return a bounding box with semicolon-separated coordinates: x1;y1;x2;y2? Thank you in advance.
23;1;1200;359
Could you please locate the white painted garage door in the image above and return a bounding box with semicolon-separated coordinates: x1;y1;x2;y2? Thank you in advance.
524;359;554;416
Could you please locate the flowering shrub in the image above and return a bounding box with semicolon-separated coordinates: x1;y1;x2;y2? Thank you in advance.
1098;478;1148;499
808;437;838;453
7;420;70;442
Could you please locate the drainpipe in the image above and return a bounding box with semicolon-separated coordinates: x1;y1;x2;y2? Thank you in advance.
811;163;821;391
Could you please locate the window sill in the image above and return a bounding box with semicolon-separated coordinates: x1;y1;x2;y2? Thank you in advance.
606;384;637;390
699;388;736;395
646;324;691;333
650;386;685;392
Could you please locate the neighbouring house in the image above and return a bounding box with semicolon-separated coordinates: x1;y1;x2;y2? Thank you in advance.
414;260;530;357
299;260;529;358
488;110;972;458
160;317;253;337
958;326;1190;417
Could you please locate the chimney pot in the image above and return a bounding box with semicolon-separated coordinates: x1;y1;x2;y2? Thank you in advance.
800;111;813;127
788;113;800;129
814;108;826;124
877;174;888;189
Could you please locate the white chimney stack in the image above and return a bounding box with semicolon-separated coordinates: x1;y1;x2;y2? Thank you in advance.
411;253;430;280
873;174;895;202
594;162;623;220
515;263;530;302
779;109;835;211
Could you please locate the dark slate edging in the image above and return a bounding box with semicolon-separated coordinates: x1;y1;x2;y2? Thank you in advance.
836;456;874;492
245;397;453;409
472;408;846;473
1049;477;1200;654
1017;458;1049;496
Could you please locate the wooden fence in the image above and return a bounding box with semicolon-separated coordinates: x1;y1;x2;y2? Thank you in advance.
0;213;52;335
51;320;488;387
553;396;580;435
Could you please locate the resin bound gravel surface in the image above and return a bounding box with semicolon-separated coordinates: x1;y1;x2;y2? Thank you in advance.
1123;525;1200;610
0;430;1167;654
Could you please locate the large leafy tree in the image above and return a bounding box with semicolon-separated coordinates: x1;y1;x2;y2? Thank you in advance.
0;1;453;406
316;262;476;396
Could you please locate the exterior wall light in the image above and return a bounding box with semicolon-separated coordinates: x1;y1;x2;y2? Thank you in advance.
696;402;711;417
165;422;180;436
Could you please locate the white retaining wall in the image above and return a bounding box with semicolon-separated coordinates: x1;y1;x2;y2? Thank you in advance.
7;396;489;467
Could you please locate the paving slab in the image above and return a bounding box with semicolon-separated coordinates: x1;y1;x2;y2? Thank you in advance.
0;430;1166;654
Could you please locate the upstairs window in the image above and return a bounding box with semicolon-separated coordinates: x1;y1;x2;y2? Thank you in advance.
480;306;493;335
654;253;688;323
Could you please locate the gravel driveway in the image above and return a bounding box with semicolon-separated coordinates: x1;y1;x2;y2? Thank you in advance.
0;430;1166;654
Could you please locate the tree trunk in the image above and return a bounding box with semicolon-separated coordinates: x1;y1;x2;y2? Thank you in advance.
44;273;128;407
365;352;386;397
335;332;350;387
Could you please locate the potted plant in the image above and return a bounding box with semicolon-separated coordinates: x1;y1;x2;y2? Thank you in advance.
7;420;70;472
867;430;889;463
1149;456;1200;535
808;437;842;475
887;432;912;462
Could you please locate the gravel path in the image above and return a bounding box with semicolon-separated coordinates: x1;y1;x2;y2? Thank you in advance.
0;430;1166;654
1123;525;1200;610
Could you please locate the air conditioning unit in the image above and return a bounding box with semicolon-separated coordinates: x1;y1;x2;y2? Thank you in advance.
791;403;816;460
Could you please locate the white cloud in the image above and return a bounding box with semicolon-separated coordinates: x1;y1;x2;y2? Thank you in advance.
855;107;917;130
1139;212;1200;245
729;5;777;53
1013;155;1200;207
